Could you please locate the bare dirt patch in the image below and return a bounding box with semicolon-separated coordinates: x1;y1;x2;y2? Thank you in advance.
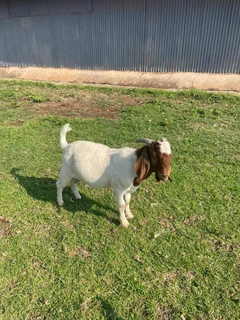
30;93;151;119
36;98;122;119
0;216;12;237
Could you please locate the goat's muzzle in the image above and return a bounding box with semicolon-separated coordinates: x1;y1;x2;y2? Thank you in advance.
155;172;172;182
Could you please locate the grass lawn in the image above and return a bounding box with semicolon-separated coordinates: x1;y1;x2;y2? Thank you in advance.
0;79;239;319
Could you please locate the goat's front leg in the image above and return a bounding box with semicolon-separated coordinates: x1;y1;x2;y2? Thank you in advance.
124;193;134;219
114;191;129;228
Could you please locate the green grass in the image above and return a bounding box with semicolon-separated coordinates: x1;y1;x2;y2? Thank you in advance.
0;79;239;319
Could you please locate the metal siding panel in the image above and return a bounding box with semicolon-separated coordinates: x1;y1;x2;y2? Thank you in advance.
210;0;233;73
0;20;7;65
201;1;223;73
144;0;240;73
156;0;176;72
91;0;111;70
145;0;163;72
215;1;232;73
169;0;188;72
0;0;9;19
31;1;49;16
61;14;80;69
9;17;31;66
77;0;93;13
219;0;235;73
109;0;125;71
191;1;207;73
77;13;93;69
0;0;239;73
22;16;37;65
197;0;225;73
178;0;198;72
49;15;66;67
220;0;240;73
0;19;17;66
48;0;77;14
231;3;240;73
28;16;53;67
123;0;146;71
182;0;205;72
8;0;31;17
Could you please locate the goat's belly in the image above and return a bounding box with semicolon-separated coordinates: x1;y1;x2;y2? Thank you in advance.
72;154;111;188
84;179;110;188
73;170;111;188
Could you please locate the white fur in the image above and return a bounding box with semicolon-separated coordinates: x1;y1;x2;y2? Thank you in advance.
60;123;71;150
57;124;138;228
159;138;171;155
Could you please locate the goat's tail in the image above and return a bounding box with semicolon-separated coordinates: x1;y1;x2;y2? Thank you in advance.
60;123;72;150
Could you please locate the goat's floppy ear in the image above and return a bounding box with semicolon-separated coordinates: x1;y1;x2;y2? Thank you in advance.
134;146;151;186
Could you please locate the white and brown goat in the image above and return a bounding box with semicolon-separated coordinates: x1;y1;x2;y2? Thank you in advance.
56;124;172;228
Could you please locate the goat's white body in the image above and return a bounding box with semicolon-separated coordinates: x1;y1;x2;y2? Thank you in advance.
57;124;139;227
61;141;137;190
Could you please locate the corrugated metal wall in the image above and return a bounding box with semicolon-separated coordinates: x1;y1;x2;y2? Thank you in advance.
0;0;239;73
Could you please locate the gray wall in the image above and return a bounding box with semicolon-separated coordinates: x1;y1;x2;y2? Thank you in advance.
0;0;239;73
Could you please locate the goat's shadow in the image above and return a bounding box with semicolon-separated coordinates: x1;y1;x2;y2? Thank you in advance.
98;297;124;320
10;168;119;225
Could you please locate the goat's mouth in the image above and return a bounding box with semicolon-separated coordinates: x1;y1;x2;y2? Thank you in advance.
155;172;172;182
155;172;165;182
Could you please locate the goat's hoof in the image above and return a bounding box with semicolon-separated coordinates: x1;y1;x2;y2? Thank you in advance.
121;219;130;228
126;212;134;219
75;195;81;200
58;201;64;207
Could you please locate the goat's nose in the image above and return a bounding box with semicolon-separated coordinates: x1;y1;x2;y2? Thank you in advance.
163;175;172;182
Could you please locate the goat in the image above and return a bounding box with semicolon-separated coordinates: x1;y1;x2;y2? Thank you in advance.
56;124;172;228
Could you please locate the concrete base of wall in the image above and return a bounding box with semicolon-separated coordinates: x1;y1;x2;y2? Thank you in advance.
0;67;239;92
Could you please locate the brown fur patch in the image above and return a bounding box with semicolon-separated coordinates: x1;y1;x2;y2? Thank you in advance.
134;146;151;186
134;142;172;185
150;142;172;180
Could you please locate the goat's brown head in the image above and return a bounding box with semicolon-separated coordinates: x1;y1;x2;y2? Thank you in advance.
134;138;172;186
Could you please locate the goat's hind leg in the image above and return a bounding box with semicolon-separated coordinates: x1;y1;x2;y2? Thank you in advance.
70;178;81;200
56;179;66;206
56;170;72;206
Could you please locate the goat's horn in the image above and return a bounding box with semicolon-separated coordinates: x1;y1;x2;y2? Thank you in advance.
136;138;153;146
